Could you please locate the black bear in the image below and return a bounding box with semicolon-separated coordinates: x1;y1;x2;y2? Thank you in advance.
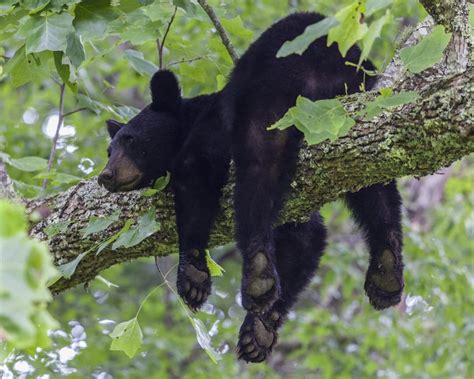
98;12;404;363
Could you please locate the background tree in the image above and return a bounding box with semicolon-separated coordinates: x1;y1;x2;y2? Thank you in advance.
0;0;473;377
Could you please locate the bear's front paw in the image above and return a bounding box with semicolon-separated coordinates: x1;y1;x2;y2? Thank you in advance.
237;311;280;363
176;249;211;312
241;252;281;314
365;249;404;310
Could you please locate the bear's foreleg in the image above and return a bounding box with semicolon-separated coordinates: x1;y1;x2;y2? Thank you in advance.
173;152;230;311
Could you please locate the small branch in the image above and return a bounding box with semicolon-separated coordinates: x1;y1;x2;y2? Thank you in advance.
42;83;66;190
157;6;178;69
62;107;87;118
418;0;471;72
196;0;239;64
168;56;204;66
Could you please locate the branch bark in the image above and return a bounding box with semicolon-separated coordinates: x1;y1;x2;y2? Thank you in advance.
2;1;473;294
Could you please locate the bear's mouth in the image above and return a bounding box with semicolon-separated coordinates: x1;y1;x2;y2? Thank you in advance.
103;175;143;193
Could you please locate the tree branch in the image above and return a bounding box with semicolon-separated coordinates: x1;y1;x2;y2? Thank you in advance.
27;66;473;294
196;0;239;63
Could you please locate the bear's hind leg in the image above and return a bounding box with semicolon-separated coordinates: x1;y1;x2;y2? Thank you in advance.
238;213;327;363
345;181;404;310
234;126;300;315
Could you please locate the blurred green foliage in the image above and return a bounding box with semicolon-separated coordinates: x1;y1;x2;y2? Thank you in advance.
1;0;473;377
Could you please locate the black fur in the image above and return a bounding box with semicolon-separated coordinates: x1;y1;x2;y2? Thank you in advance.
99;12;404;363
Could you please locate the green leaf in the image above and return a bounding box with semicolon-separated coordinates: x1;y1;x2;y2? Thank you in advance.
33;170;81;185
110;318;143;358
358;10;392;66
125;49;158;76
65;32;85;68
112;208;160;250
57;251;88;279
173;0;197;16
82;211;120;238
112;0;154;12
359;90;419;120
205;250;225;277
221;15;253;42
74;0;118;41
21;13;74;53
400;25;452;73
142;173;170;197
96;219;134;255
53;172;82;185
53;51;77;92
365;0;392;17
142;188;159;197
327;2;368;57
44;220;71;238
49;0;82;10
277;17;338;58
4;45;32;87
19;0;50;13
7;156;48;172
376;90;419;108
270;97;355;146
0;200;27;238
152;172;170;192
0;200;59;352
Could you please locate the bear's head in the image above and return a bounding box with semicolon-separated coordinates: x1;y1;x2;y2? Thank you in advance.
98;70;181;192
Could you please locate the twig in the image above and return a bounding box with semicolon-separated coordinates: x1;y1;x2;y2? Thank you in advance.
62;107;87;118
42;89;88;190
157;6;178;69
42;83;66;190
196;0;239;64
168;56;204;66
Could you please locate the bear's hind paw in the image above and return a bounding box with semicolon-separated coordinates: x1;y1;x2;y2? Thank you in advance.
365;249;404;310
241;252;281;314
237;312;278;363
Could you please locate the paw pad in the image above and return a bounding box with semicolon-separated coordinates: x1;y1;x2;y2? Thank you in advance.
365;249;404;310
177;251;212;312
241;252;280;314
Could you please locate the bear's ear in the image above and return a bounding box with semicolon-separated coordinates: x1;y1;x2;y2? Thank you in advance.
150;70;181;114
106;119;124;138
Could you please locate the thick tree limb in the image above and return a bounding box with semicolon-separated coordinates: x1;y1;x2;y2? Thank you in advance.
1;1;473;294
24;65;472;294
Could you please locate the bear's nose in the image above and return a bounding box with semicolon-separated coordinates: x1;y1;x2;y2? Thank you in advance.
98;168;114;186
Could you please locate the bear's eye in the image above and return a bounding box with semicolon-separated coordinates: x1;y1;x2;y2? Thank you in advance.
107;148;111;158
122;135;135;145
142;150;147;157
